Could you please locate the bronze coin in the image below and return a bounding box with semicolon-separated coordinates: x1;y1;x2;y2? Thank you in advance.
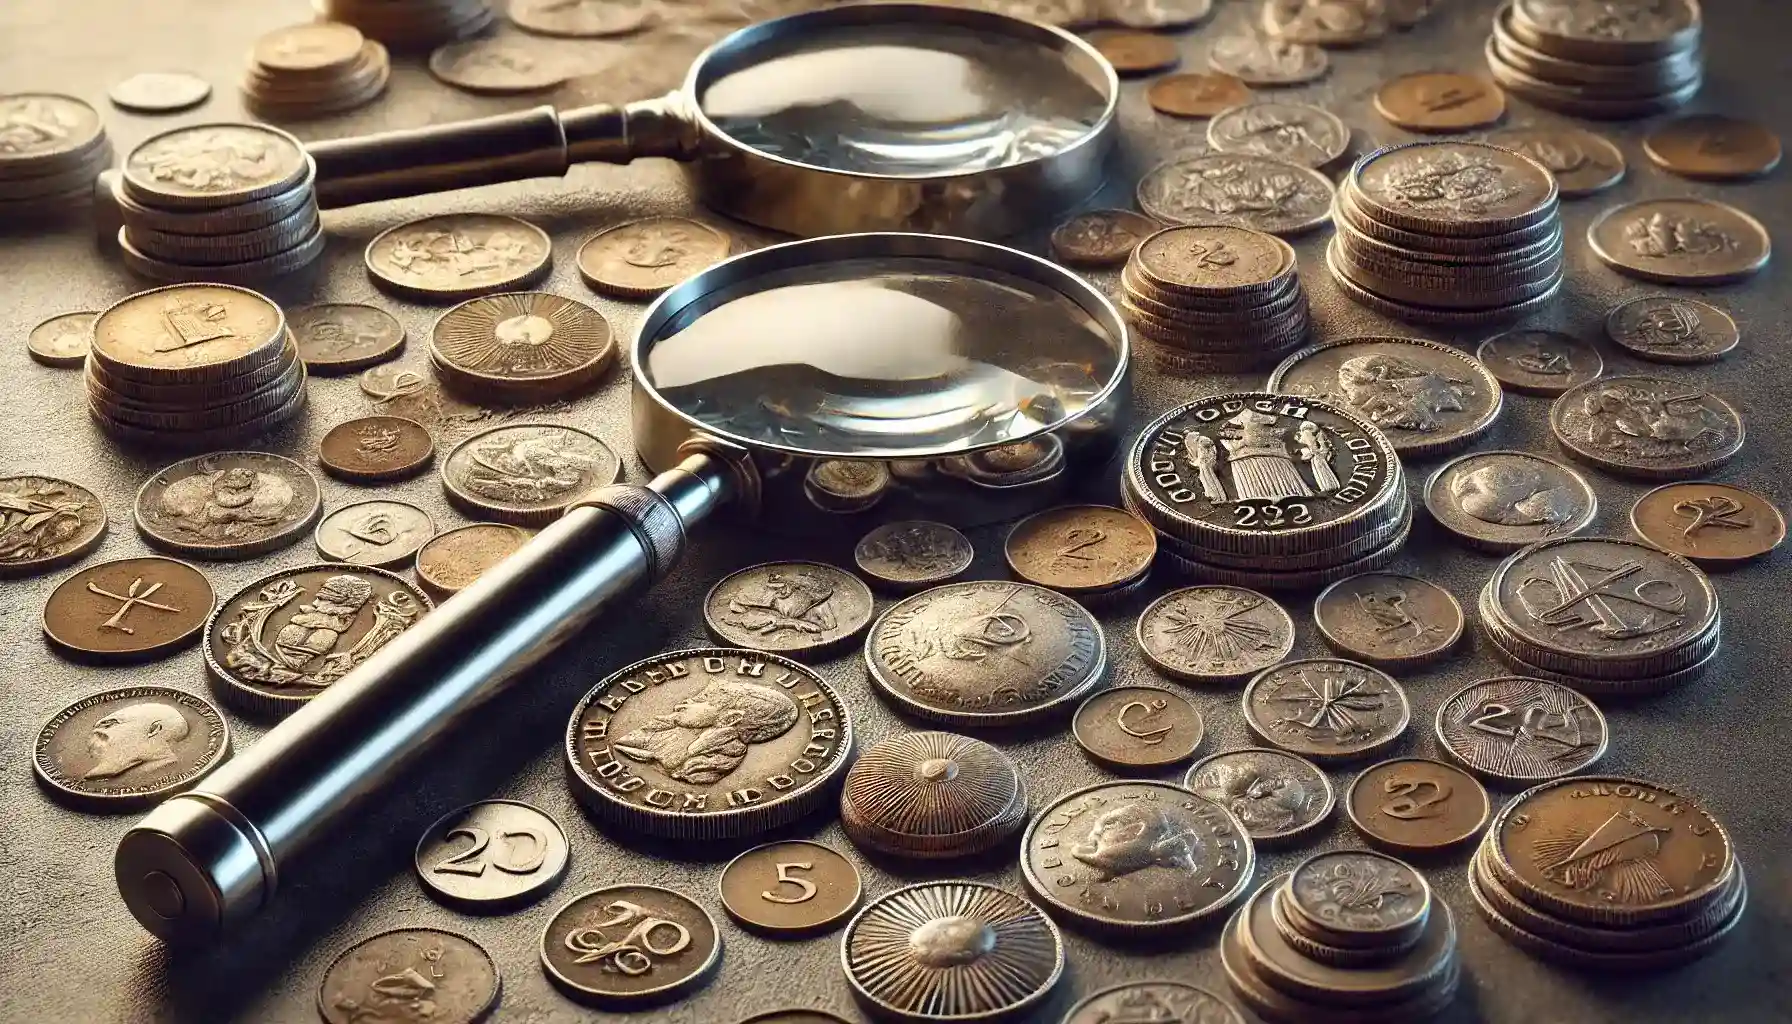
1004;504;1156;593
737;1013;854;1024
1242;658;1410;763
288;303;406;375
718;840;863;937
415;522;532;601
1313;572;1463;669
1049;209;1161;267
1071;685;1204;770
1147;71;1252;118
1434;676;1608;784
1484;126;1626;198
0;475;108;578
42;556;213;662
430;291;615;400
852;520;973;591
702;560;874;656
315;500;436;569
26;310;96;368
1631;482;1786;568
133;451;322;560
320;928;500;1024
319;415;436;483
1346;757;1490;854
576;217;732;299
539;885;722;1007
1087;30;1180;75
33;685;230;811
415;799;570;912
839;731;1028;860
1644;114;1782;181
1374;72;1507;132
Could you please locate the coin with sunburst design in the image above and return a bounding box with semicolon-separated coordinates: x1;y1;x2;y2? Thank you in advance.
839;731;1027;860
430;291;614;402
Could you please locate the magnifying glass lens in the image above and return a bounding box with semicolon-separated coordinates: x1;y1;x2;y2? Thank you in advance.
698;21;1109;176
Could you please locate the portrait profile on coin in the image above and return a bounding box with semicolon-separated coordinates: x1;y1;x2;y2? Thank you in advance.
1451;462;1576;526
84;701;189;779
1336;353;1472;433
1070;802;1203;881
614;679;801;785
1189;758;1317;834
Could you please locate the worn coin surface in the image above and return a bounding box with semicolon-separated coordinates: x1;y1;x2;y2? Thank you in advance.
1314;572;1463;668
1643;114;1782;181
1207;101;1349;168
1435;676;1608;783
1268;335;1503;457
319;928;500;1024
1137;154;1335;235
540;885;720;1007
1183;748;1334;845
1353;141;1556;236
92;283;285;381
251;22;363;72
1108;0;1214;30
1242;658;1410;762
703;561;874;656
1424;450;1596;553
315;499;436;569
1063;982;1243;1024
1147;72;1252;119
429;38;569;94
1072;685;1204;770
1586;198;1770;286
840;730;1027;860
441;423;620;526
319;415;436;483
1605;296;1738;365
108;71;211;114
0;475;108;577
853;520;974;591
1134;223;1291;296
1208;34;1328;86
1136;585;1295;682
1347;757;1490;853
415;522;532;601
1088;29;1181;74
33;685;230;810
26;310;96;368
1484;126;1625;197
415;800;570;911
1374;72;1506;132
1474;329;1603;396
719;840;862;937
1004;504;1155;593
1049;209;1160;266
432;291;615;397
134;451;321;559
366;214;553;301
1284;850;1432;946
1238;873;1456;1008
42;556;213;662
0;93;103;164
288;303;405;374
1550;376;1744;479
509;0;654;36
1631;481;1785;568
1262;0;1388;46
576;217;732;298
123;123;306;208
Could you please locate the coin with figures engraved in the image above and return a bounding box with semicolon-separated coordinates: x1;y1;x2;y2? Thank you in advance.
1147;73;1252;119
850;519;964;590
1283;850;1432;949
1346;757;1489;854
1314;573;1462;668
320;928;500;1024
288;303;405;374
509;0;654;37
123;123;306;209
1425;451;1596;554
442;423;619;526
1268;335;1502;457
1631;482;1785;568
415;522;532;602
1587;198;1770;286
1109;0;1213;29
703;561;874;656
1435;676;1607;783
134;451;321;559
1550;376;1743;480
315;500;436;569
1484;126;1625;198
319;415;436;483
1087;30;1181;75
26;311;96;368
432;291;615;398
1605;296;1738;365
1242;658;1410;762
0;475;107;578
429;38;570;94
42;556;213;662
1073;685;1204;770
840;731;1027;859
1136;586;1295;682
1374;72;1506;133
1207;101;1349;168
541;885;719;1006
91;284;286;383
1475;329;1602;396
1184;748;1333;845
34;685;230;810
0;93;103;168
1064;982;1244;1024
1208;34;1328;86
577;217;733;298
1261;0;1388;46
719;840;862;937
1644;115;1781;182
1137;154;1335;235
1050;209;1161;266
1004;504;1155;594
366;214;553;302
1352;141;1557;238
415;800;569;912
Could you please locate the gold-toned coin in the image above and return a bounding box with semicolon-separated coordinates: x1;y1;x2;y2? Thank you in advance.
1644;114;1782;182
1004;504;1155;593
32;685;231;811
42;556;214;663
440;423;620;526
429;38;568;94
1346;757;1490;854
575;217;732;299
90;284;285;383
1631;482;1785;569
414;522;531;602
1071;685;1204;770
719;840;862;937
1374;72;1506;132
1147;72;1252;118
1087;30;1181;75
26;311;97;368
431;291;615;399
252;23;365;74
314;499;436;569
0;475;108;578
365;213;552;302
1049;209;1159;267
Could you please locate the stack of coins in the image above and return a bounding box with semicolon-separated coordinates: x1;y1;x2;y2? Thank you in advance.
316;0;495;50
1470;776;1746;970
1121;225;1311;373
1223;853;1461;1024
1485;0;1703;118
0;93;113;222
1123;393;1410;591
115;123;323;285
243;24;391;119
86;283;305;448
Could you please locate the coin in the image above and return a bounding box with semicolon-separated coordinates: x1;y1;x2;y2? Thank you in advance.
429;38;568;94
1239;872;1456;1007
91;283;285;382
1550;376;1743;479
1644;115;1781;181
319;415;436;483
1109;0;1213;29
33;685;230;810
441;423;620;526
1268;336;1503;457
565;648;853;838
366;214;552;301
804;459;889;512
1605;295;1738;365
1207;34;1328;86
703;560;874;656
540;885;721;1006
432;291;615;399
864;581;1105;727
1631;481;1785;568
1147;72;1252;118
853;521;974;592
842;882;1063;1023
1087;29;1180;75
1313;573;1462;668
108;71;211;114
1135;586;1295;682
319;928;500;1024
288;303;405;374
1004;504;1155;593
737;1013;854;1024
1424;450;1596;553
0;475;108;577
316;500;436;569
1242;658;1410;763
719;840;862;937
1183;747;1333;845
1064;982;1243;1024
1484;126;1625;198
204;564;431;714
1435;676;1607;784
1262;0;1387;45
0;93;104;167
1134;223;1292;296
414;799;569;911
576;217;732;298
252;23;363;72
123;123;306;209
1283;850;1432;949
1138;154;1335;235
1207;101;1349;168
1475;329;1603;396
41;556;213;662
1072;685;1204;770
1346;757;1489;854
25;310;96;368
134;451;321;559
839;731;1027;859
1049;209;1160;266
509;0;653;36
1353;140;1557;237
415;522;532;601
1374;72;1506;132
1587;198;1770;286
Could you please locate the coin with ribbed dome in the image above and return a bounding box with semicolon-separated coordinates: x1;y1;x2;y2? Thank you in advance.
840;731;1026;859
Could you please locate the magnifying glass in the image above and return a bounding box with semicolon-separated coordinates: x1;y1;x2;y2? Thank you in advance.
115;232;1129;943
308;3;1120;236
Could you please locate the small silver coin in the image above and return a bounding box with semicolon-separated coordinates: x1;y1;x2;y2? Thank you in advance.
1550;376;1744;480
314;499;436;569
1434;676;1608;783
1136;585;1296;682
319;928;500;1024
1284;849;1432;947
108;72;211;114
1207;34;1329;86
441;423;619;526
1137;154;1335;235
1313;572;1463;668
1605;296;1739;365
852;520;973;591
1587;198;1769;286
1207;101;1350;168
1184;747;1334;845
415;800;570;911
1475;329;1603;397
33;685;231;811
1424;450;1596;553
1242;658;1410;763
1268;336;1503;457
703;560;874;656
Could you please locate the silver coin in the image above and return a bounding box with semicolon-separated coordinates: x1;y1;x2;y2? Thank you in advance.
1064;983;1244;1024
108;72;212;114
1550;375;1743;480
1605;296;1739;365
0;93;105;171
1351;141;1558;238
314;499;436;569
1284;849;1431;948
1184;747;1335;845
415;799;569;911
365;213;552;302
1261;0;1389;46
1483;126;1626;198
1207;102;1349;168
1137;154;1335;235
1242;658;1410;762
32;685;231;811
1136;585;1295;682
429;38;569;94
508;0;654;36
1586;198;1770;286
134;451;321;560
1475;329;1603;397
1267;336;1503;457
703;560;873;656
1511;0;1700;60
1434;676;1608;783
1424;450;1596;553
1313;572;1463;669
1207;34;1329;86
852;520;973;591
123;123;307;209
441;423;620;527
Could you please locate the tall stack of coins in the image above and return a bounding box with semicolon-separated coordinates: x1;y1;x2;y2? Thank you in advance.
317;0;495;50
243;23;391;119
1121;225;1311;373
85;283;305;448
1485;0;1703;118
0;93;113;222
1470;776;1746;969
1124;393;1410;590
1330;142;1564;325
115;123;323;284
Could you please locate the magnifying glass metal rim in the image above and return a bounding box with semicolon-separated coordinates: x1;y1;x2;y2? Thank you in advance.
632;230;1133;463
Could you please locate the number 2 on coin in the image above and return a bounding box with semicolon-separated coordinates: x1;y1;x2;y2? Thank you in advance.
431;825;548;876
1380;777;1450;820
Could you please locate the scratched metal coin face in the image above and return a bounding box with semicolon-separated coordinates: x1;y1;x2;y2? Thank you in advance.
1136;154;1335;235
1313;572;1463;668
1072;685;1205;769
366;213;552;301
1425;450;1596;554
702;560;874;656
1586;198;1770;286
1285;849;1431;942
415;800;569;911
315;500;436;569
288;303;406;375
1550;375;1745;480
1605;296;1739;365
134;451;321;560
539;885;722;1007
1487;537;1717;664
1004;504;1156;593
319;928;500;1024
1136;586;1295;682
1206;101;1349;168
853;520;974;590
1242;658;1411;762
123;123;307;207
1630;482;1786;568
1268;336;1503;457
0;475;108;577
1184;747;1334;844
1434;676;1608;783
33;685;231;810
1063;982;1244;1024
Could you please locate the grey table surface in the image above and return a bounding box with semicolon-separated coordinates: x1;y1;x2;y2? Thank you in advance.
2;0;1789;1022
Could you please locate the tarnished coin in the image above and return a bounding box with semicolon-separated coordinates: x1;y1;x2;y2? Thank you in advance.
432;291;615;398
92;283;285;382
26;311;96;368
1064;982;1243;1024
1347;757;1490;853
1353;141;1557;237
1207;34;1328;86
1268;335;1503;457
1374;72;1506;133
441;423;620;526
415;800;569;911
738;1013;854;1024
1147;72;1252;119
1605;296;1738;365
1004;504;1154;593
803;460;889;513
1072;685;1204;770
1184;748;1334;845
853;521;973;591
315;500;436;569
1510;0;1699;55
576;217;732;298
429;38;568;94
1087;30;1180;75
134;451;321;559
0;475;107;577
366;214;553;302
288;303;405;374
1475;329;1603;397
1242;658;1410;763
1644;115;1782;182
1587;198;1770;286
123;123;306;208
719;840;862;937
509;0;654;37
703;560;874;656
1424;450;1596;553
1435;676;1608;784
0;93;103;167
416;522;532;601
1136;586;1295;683
1207;101;1349;168
1049;209;1160;266
1484;126;1625;198
1550;376;1744;480
840;731;1027;860
1261;0;1388;46
319;415;435;483
1631;481;1786;568
108;72;211;114
1134;224;1291;298
541;885;720;1007
1138;153;1335;235
204;564;431;714
320;928;500;1024
1284;850;1432;948
41;556;213;662
1313;573;1462;668
33;685;230;811
1109;0;1214;30
865;581;1106;727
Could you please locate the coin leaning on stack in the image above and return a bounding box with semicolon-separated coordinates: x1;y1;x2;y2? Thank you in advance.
1485;0;1704;118
0;93;113;222
315;0;495;50
1122;225;1311;373
243;23;391;119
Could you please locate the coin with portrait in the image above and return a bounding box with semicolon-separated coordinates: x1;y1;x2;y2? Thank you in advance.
34;685;230;811
577;217;731;298
1424;450;1596;553
315;500;436;569
1631;481;1786;568
1072;685;1204;770
1136;585;1295;682
1269;336;1502;457
1242;658;1410;762
42;556;214;663
319;928;500;1024
703;561;873;656
1346;757;1490;854
1474;328;1603;396
1434;676;1608;783
852;520;973;591
1183;747;1333;845
415;800;569;911
1605;296;1738;365
540;885;720;1007
719;840;862;937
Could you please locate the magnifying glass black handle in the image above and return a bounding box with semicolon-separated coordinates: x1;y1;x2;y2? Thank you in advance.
114;452;740;944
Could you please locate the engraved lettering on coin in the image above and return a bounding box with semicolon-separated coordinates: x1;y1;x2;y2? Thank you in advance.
1287;850;1428;934
1425;451;1596;553
577;217;732;298
1136;154;1336;235
1269;336;1502;456
135;451;321;559
1550;376;1743;479
441;424;619;526
1631;482;1786;568
1207;102;1348;168
1347;757;1490;853
1491;537;1716;662
719;840;862;936
93;284;285;376
1587;198;1770;286
415;800;570;911
415;522;532;602
1355;142;1556;229
41;556;214;662
0;475;107;577
1050;209;1161;266
509;0;654;37
366;214;553;301
1242;658;1410;761
1605;296;1738;365
33;685;230;810
1136;585;1295;681
1184;748;1334;844
319;415;435;483
1004;504;1155;592
1072;686;1204;770
288;303;405;374
853;520;973;590
319;928;500;1024
1475;329;1603;396
1435;676;1608;782
1207;35;1328;86
429;39;569;95
1064;982;1244;1024
0;93;101;160
124;123;305;204
316;500;436;569
703;561;874;655
541;885;721;1006
1485;127;1626;197
1314;572;1462;667
26;310;96;368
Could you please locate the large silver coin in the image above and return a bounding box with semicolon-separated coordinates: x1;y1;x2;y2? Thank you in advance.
1268;336;1503;457
1207;34;1328;86
1586;198;1769;286
1241;658;1410;762
1136;585;1295;682
1351;141;1557;238
1435;676;1608;783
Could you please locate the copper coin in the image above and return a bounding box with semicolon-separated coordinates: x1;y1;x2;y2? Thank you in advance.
26;311;96;368
288;303;406;375
539;885;722;1007
1484;126;1626;198
1088;30;1180;75
719;840;862;937
134;451;321;560
1136;585;1296;683
1644;115;1782;181
1605;295;1738;365
0;475;108;578
416;522;531;601
430;291;615;399
1281;850;1433;950
1374;72;1506;132
320;928;500;1024
415;800;570;912
1474;329;1603;397
1434;676;1608;784
1064;983;1244;1024
1631;481;1786;568
1313;572;1463;669
1049;209;1160;267
33;685;230;811
319;415;435;483
42;556;213;662
703;560;874;656
852;520;973;591
1346;757;1490;854
576;217;732;299
1004;504;1155;593
441;423;620;526
1184;747;1334;845
1587;198;1771;286
1242;658;1410;763
737;1014;854;1024
1072;685;1204;770
315;500;436;569
1147;72;1252;118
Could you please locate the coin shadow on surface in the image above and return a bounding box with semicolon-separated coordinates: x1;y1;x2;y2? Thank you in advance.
576;786;854;865
849;839;1024;886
